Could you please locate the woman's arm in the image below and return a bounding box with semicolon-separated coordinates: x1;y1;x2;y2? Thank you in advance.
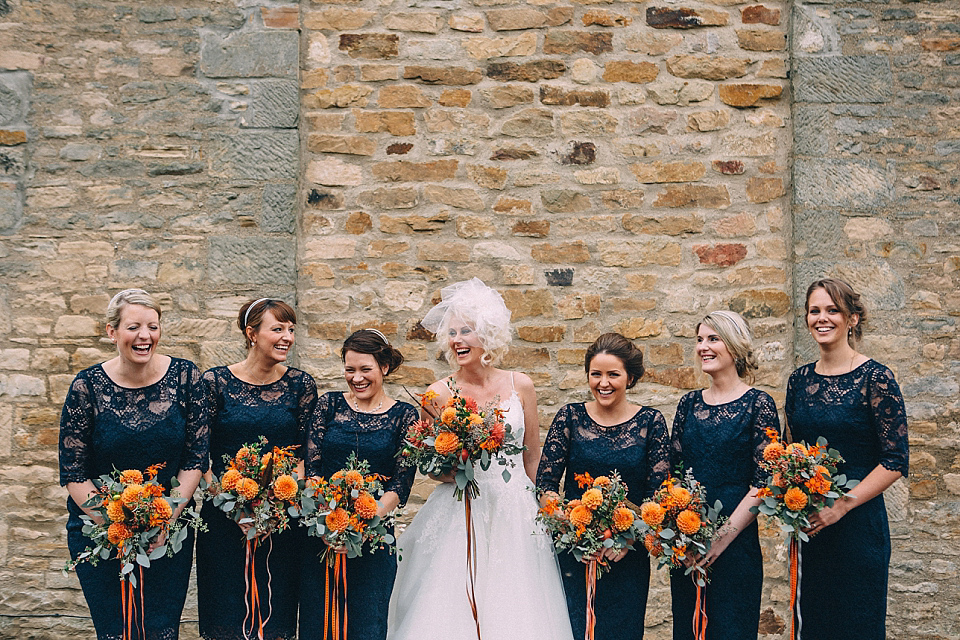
66;481;103;523
515;372;541;483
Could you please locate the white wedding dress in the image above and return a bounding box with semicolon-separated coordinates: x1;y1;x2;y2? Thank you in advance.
387;381;574;640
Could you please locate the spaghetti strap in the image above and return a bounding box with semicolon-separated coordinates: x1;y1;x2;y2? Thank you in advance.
510;371;515;391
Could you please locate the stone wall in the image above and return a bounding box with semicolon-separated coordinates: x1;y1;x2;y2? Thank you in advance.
0;0;954;637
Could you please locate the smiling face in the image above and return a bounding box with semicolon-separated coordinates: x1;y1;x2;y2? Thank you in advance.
447;317;485;368
107;304;161;366
249;309;295;364
806;287;857;349
696;323;736;377
343;350;388;402
588;352;631;409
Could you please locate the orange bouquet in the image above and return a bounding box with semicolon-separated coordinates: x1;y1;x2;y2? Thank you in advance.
400;384;524;501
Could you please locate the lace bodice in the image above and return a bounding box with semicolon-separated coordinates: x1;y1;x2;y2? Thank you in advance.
670;388;780;516
786;360;909;479
203;366;317;475
59;357;210;491
536;403;671;502
307;392;418;505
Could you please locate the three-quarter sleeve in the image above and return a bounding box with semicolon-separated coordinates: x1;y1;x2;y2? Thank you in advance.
180;361;211;472
536;404;574;494
59;374;95;486
784;371;797;440
644;409;671;498
296;372;319;461
670;392;693;473
305;391;333;478
751;390;780;488
868;365;909;477
382;404;418;506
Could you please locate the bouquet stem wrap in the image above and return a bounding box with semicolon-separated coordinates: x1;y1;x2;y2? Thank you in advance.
120;566;145;640
692;573;708;640
242;537;274;640
323;554;348;640
789;538;800;640
585;559;598;640
465;493;481;640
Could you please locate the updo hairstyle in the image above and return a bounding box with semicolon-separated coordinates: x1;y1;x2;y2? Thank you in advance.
697;310;759;381
106;289;163;328
804;277;867;345
584;332;645;389
341;329;404;376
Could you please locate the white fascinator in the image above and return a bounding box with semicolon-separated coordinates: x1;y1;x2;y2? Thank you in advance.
420;278;512;366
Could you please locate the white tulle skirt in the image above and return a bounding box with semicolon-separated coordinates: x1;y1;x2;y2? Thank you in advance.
387;467;574;640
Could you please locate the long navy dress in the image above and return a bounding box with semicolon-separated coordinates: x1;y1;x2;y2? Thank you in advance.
59;358;210;640
669;388;779;640
785;360;909;640
299;392;418;640
537;403;671;640
196;366;317;640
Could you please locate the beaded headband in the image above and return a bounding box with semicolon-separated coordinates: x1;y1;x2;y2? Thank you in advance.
243;298;272;327
363;328;389;345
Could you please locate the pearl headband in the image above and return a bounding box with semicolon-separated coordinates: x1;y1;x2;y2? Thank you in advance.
363;327;389;345
243;298;272;327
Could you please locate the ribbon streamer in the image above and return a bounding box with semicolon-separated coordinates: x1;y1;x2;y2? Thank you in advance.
242;538;266;640
789;538;801;640
585;559;597;640
692;574;708;640
324;554;349;640
120;566;145;640
465;493;481;640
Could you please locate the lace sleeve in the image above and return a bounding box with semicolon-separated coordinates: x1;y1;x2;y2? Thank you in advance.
296;372;319;462
305;392;333;478
536;404;573;493
784;370;798;442
645;409;671;498
383;403;418;506
59;373;95;485
179;361;211;472
751;390;780;488
670;393;693;473
868;364;909;477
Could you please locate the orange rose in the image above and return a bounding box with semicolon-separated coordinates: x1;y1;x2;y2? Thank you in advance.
784;487;808;511
106;500;126;523
107;523;133;545
612;507;635;532
815;465;831;478
676;509;702;535
120;470;144;485
763;442;785;461
237;477;260;501
354;492;378;520
120;485;143;507
440;407;457;426
273;475;299;501
434;431;461;456
569;505;593;529
581;488;603;511
221;469;243;491
326;508;350;533
640;502;666;527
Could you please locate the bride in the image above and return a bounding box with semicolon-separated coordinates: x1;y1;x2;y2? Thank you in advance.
388;278;574;640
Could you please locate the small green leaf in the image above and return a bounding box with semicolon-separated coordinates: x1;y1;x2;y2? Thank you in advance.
149;546;167;560
136;553;150;568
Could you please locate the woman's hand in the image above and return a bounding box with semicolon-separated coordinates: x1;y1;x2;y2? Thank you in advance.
539;490;561;509
429;470;456;483
803;497;852;535
148;529;168;553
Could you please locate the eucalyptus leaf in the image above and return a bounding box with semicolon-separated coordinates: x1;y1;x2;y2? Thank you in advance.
100;548;111;560
464;463;475;482
136;554;150;568
246;528;258;540
149;545;167;560
288;506;300;518
602;538;614;548
798;530;809;543
502;469;511;483
383;534;395;545
455;472;468;490
121;562;135;575
659;529;675;540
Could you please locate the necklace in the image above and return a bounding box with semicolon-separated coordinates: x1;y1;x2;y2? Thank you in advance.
352;395;384;414
244;362;277;386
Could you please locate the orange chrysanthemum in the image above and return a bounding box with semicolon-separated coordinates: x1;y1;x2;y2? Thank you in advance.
354;492;378;520
326;508;349;533
676;509;702;535
815;465;830;478
107;523;133;545
640;502;666;527
345;470;364;486
785;443;808;456
150;498;173;526
273;475;298;501
237;477;260;501
612;507;635;532
581;488;603;511
106;500;126;523
120;470;144;485
468;413;484;426
434;431;461;455
120;485;143;507
668;485;692;509
784;487;809;511
221;469;243;491
643;533;662;555
592;476;611;488
569;504;593;529
805;474;831;496
440;407;457;426
763;442;785;461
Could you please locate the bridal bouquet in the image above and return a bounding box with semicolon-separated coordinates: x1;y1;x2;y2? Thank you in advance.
65;463;202;583
751;429;859;541
204;437;302;539
637;470;725;586
299;453;394;562
399;385;524;500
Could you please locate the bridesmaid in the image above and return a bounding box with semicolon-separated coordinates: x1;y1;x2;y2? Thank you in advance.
537;332;670;640
785;278;908;639
299;329;418;640
196;298;317;640
669;311;779;640
59;288;209;640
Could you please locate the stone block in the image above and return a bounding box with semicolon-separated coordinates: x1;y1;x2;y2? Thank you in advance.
543;31;613;55
403;66;483;85
746;176;784;203
646;7;729;28
487;61;566;82
625;32;683;55
602;61;658;83
601;189;645;209
517;325;566;342
416;240;473;262
456;215;496;238
532;241;590;263
306;189;345;210
243;79;299;128
666;55;748;80
575;168;620;184
53;316;99;338
438;89;472;107
501;289;554;319
384;12;443;33
694;243;747;266
793;56;893;103
0;130;26;146
425;185;484;210
794;158;892;209
0;181;21;232
598;239;682;267
463;33;538;59
450;14;485;32
372;159;457;182
307;134;376;156
481;85;535;108
208;237;296;285
622;213;703;235
339;33;399;59
494;197;533;215
306;84;373;109
262;7;299;29
305;8;376;30
261;184;297;233
631;161;705;183
307;158;363;186
558;111;618;135
688;110;730;132
718;83;782;107
353;110;416;136
468;165;509;189
737;29;786;51
200;31;299;78
583;10;632;26
653;184;731;208
541;190;591;213
485;8;548;30
378;85;431;108
512;220;550;237
501;109;555;137
615;317;663;339
742;5;780;24
729;289;790;319
540;86;610;107
210;131;298;181
719;131;777;156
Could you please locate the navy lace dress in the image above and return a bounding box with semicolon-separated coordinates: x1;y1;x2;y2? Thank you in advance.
299;392;418;640
669;389;779;640
196;366;317;640
59;358;210;640
785;360;909;640
537;403;671;640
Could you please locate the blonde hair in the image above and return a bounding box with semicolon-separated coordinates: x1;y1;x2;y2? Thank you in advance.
420;278;512;369
697;310;758;381
105;289;162;329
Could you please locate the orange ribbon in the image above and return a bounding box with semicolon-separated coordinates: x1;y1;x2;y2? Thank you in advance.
324;554;349;640
789;538;799;640
242;538;267;640
120;566;145;640
585;559;597;640
692;573;708;640
465;493;481;640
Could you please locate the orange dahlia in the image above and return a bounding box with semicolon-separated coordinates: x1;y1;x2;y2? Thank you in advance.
612;507;635;532
434;431;461;455
668;485;692;509
107;523;133;545
106;500;126;523
640;502;666;527
805;474;831;495
237;477;260;501
354;492;378;520
273;475;298;501
468;413;484;426
120;485;143;507
643;533;662;555
221;469;243;491
120;469;144;485
592;476;611;488
785;442;808;456
569;504;593;528
150;497;173;526
763;441;785;461
815;465;831;478
784;487;808;511
326;508;350;533
676;509;702;535
345;470;364;486
581;488;603;510
441;407;457;426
